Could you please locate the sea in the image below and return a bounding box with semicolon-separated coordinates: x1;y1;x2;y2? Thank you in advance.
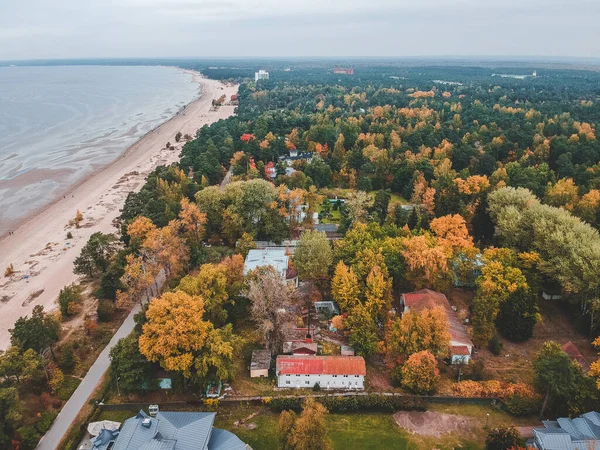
0;65;200;229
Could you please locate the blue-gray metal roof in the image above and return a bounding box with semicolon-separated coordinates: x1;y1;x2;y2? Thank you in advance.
535;411;600;450
208;428;248;450
111;410;247;450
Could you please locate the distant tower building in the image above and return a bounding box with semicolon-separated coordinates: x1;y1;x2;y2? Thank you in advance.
333;68;354;75
255;70;269;82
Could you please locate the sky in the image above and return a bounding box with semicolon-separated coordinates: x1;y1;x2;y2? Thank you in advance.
1;0;599;61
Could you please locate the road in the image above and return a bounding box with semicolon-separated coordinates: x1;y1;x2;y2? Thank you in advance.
36;304;140;450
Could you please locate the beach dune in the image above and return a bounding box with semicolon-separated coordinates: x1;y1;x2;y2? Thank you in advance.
0;74;238;350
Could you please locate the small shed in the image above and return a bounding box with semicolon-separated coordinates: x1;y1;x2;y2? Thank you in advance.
315;301;339;316
341;346;355;356
250;350;271;378
290;341;318;355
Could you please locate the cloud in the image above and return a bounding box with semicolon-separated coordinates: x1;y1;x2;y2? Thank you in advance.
0;0;598;59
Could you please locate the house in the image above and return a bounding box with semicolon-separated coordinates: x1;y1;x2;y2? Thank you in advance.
282;326;315;354
276;355;366;389
289;341;318;355
255;70;269;82
250;349;271;378
532;411;600;450
314;301;339;316
243;248;299;286
88;421;121;450
112;410;249;450
284;151;313;166
561;341;589;371
399;289;474;364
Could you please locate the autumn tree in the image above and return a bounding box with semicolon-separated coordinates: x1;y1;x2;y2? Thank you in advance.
236;232;256;258
345;303;379;356
293;230;332;283
402;234;450;290
143;220;189;279
386;306;451;365
246;267;295;355
116;254;157;308
472;248;528;346
286;398;333;450
430;214;474;253
139;291;212;378
138;291;237;383
400;350;440;394
178;263;230;325
278;410;297;450
364;265;392;325
178;197;207;249
331;261;361;311
346;191;372;224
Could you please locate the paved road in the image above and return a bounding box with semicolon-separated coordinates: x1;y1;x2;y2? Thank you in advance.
36;304;141;450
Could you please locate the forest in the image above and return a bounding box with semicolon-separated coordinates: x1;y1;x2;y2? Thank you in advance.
4;62;600;448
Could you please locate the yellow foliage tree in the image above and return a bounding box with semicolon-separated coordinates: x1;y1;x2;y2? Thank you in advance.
331;261;361;312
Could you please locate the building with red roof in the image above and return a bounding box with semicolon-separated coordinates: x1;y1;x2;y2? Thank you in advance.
276;355;366;389
399;289;474;364
561;341;589;371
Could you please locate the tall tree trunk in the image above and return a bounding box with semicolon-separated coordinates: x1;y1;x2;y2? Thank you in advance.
540;386;550;418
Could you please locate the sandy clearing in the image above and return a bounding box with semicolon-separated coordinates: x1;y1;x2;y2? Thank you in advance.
393;411;471;437
0;72;238;349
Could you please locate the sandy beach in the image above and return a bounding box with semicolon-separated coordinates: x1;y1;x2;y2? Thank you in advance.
0;72;238;349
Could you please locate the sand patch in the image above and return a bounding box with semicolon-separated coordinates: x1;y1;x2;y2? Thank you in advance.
393;411;471;437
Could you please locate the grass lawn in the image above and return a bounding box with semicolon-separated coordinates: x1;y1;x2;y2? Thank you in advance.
97;402;533;450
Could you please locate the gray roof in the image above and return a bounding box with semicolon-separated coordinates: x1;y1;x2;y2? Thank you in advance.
534;411;600;450
244;248;289;277
208;428;247;450
251;349;271;371
112;410;246;450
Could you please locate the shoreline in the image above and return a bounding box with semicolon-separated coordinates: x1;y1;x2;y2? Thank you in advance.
0;67;204;237
0;71;239;349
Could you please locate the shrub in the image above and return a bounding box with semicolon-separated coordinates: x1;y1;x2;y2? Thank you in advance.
488;335;503;355
269;394;426;413
454;380;537;402
60;345;77;373
17;426;40;450
66;232;73;239
485;426;522;450
401;350;439;395
97;300;115;322
36;410;58;434
505;392;541;416
58;284;83;318
175;131;182;142
312;383;321;392
5;263;15;277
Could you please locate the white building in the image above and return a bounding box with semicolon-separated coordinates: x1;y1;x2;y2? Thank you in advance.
255;70;269;82
276;355;366;390
243;248;298;286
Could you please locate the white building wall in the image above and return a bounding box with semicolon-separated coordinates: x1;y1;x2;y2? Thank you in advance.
278;374;364;390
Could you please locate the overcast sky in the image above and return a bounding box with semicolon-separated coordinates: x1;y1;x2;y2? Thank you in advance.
1;0;599;61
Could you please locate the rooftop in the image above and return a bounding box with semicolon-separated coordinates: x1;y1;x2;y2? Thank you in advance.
534;411;600;450
276;355;366;376
112;410;247;450
401;289;473;350
243;248;289;276
250;350;271;371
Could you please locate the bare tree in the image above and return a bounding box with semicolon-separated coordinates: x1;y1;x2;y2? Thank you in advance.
246;267;296;355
